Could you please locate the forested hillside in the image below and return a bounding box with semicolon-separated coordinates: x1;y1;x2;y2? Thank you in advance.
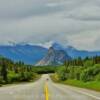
51;56;100;91
0;56;38;85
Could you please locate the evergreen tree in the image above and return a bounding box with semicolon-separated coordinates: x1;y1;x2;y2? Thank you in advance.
1;60;8;83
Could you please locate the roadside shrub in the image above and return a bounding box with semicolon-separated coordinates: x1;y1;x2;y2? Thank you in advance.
75;72;81;80
19;72;34;82
0;76;4;84
95;74;100;81
68;67;75;79
80;69;92;82
7;72;20;83
84;60;93;67
57;67;69;81
80;64;100;82
93;64;100;75
7;71;36;83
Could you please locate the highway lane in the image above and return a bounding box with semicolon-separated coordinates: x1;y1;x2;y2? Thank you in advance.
0;74;100;100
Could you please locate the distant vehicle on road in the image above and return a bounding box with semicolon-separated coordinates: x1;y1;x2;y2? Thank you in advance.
46;78;49;81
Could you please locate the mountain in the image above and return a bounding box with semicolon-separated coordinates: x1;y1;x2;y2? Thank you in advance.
65;46;100;59
50;42;100;59
0;42;100;65
52;42;65;50
36;46;71;66
0;44;47;64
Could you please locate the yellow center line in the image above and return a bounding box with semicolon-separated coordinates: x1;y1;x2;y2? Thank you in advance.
44;82;49;100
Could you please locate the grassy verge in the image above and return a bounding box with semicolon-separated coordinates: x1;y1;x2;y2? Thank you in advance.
50;74;100;92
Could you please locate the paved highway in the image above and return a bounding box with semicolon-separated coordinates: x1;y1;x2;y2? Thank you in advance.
0;74;100;100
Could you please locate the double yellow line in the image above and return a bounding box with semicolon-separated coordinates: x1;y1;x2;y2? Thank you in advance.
44;82;49;100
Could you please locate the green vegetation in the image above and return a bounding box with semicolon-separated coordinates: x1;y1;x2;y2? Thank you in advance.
64;80;100;91
51;56;100;91
0;54;100;92
51;74;100;91
0;57;39;86
0;56;57;86
32;66;57;74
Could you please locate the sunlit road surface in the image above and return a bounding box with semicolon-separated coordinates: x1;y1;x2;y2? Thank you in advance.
0;74;100;100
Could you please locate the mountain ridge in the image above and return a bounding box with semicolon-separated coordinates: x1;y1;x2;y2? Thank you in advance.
0;43;100;65
0;44;47;64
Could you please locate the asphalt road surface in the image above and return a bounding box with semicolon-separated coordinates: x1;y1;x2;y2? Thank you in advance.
0;74;100;100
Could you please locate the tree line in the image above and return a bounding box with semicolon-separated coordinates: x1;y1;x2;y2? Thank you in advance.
56;56;100;82
0;56;38;85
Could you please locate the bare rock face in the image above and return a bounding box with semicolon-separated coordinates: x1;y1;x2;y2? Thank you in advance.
36;46;71;66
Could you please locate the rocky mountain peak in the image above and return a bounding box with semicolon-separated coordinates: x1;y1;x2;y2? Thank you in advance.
36;45;71;66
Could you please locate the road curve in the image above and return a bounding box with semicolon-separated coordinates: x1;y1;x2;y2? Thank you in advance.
0;74;100;100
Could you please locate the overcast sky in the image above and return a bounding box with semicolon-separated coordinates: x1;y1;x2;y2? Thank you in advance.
0;0;100;51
